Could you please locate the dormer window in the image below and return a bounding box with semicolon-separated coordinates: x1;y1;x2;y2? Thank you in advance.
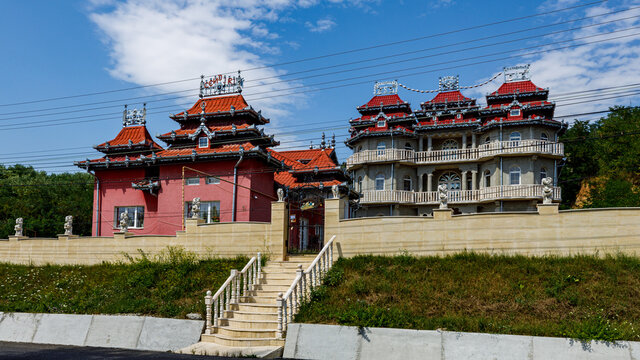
377;120;386;128
198;137;209;148
510;108;521;117
456;113;462;119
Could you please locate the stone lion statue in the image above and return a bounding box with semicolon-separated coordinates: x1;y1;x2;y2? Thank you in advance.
119;211;129;232
438;184;448;209
192;197;201;219
332;185;340;199
277;188;284;202
14;218;23;237
64;215;73;236
542;177;553;204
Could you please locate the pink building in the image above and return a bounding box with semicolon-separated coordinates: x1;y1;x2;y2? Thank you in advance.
76;74;283;236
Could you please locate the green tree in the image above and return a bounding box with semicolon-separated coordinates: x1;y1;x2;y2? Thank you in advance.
559;120;599;208
585;178;640;208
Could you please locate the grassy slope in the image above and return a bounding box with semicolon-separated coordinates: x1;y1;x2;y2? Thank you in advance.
295;254;640;342
0;248;247;318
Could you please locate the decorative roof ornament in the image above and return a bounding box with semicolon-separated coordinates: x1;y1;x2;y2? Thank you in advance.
373;80;398;95
200;71;244;98
439;75;459;91
309;141;313;149
504;64;530;83
122;103;147;127
331;134;336;149
321;133;326;149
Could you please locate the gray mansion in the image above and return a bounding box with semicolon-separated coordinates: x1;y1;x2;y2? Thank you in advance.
346;65;566;216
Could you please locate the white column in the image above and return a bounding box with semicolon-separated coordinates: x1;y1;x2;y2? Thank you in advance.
427;173;433;192
427;136;433;151
462;133;467;149
419;136;424;152
471;170;478;191
462;171;468;191
418;174;423;192
472;133;477;148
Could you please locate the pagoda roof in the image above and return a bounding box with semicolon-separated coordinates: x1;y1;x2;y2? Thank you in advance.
270;148;345;189
169;94;269;124
157;123;254;140
95;125;163;153
357;94;411;112
423;90;473;104
489;80;546;96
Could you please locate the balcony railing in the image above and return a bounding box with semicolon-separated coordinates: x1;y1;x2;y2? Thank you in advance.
347;140;564;168
360;185;561;205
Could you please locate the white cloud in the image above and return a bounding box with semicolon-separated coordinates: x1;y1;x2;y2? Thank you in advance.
470;2;640;120
430;0;455;9
305;17;337;33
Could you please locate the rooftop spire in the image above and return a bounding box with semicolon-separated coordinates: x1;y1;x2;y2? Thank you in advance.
439;75;459;91
122;103;146;127
504;64;530;83
321;133;326;149
199;71;244;98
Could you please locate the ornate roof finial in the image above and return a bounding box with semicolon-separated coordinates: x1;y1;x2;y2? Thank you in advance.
310;141;313;149
183;109;188;121
321;132;326;149
122;104;146;127
141;103;147;125
331;134;336;149
199;74;205;98
439;75;459;91
201;100;206;114
200;71;245;97
373;80;398;95
122;104;128;127
504;64;530;83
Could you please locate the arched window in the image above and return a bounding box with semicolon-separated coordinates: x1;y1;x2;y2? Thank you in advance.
438;172;461;190
356;145;363;153
484;170;491;188
540;168;548;183
403;176;413;191
510;166;521;185
357;176;363;192
442;139;458;151
404;142;413;151
376;142;386;156
540;132;549;142
509;132;521;141
485;136;491;144
375;173;385;191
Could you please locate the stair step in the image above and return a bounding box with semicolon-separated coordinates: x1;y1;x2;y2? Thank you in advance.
237;303;279;313
201;333;284;347
216;326;277;339
222;318;279;330
227;310;278;321
260;278;296;286
240;296;279;304
254;284;293;292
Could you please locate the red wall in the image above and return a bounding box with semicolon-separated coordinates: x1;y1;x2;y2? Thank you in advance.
93;159;275;236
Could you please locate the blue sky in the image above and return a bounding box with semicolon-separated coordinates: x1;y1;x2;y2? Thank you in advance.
1;0;640;173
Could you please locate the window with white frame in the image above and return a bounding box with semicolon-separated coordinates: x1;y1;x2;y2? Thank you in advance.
375;173;385;191
403;176;413;191
357;176;363;192
206;176;220;184
404;142;413;151
540;132;549;142
540;167;548;182
114;206;144;229
484;170;491;188
510;166;521;185
185;201;220;223
377;120;386;128
185;177;200;185
198;137;209;148
376;142;386;156
510;108;521;117
509;132;521;141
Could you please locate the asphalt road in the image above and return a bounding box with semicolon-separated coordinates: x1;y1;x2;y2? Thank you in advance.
0;342;269;360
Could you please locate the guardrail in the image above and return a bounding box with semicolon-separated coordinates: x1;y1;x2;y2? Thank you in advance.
361;185;561;205
204;252;261;334
276;235;335;338
346;140;564;168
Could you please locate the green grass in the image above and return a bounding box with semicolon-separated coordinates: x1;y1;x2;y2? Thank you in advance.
0;247;248;318
295;253;640;342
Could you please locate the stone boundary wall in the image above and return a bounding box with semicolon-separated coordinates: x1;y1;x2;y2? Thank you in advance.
284;323;640;360
2;197;640;265
324;199;640;257
0;312;203;352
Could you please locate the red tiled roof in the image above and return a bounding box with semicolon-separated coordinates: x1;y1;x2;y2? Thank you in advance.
424;91;471;104
97;126;163;150
490;80;546;96
87;142;256;163
178;94;249;116
360;94;408;108
270;148;342;188
356;112;412;121
159;124;252;137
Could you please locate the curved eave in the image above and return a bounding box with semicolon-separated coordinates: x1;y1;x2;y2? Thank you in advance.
345;130;417;148
94;144;163;154
414;121;482;132
169;109;269;124
477;118;567;133
356;103;411;114
156;128;262;142
75;150;288;171
479;104;555;116
486;90;549;102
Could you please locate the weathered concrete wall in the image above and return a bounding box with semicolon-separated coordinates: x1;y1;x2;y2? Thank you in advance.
0;201;287;265
0;312;203;352
326;198;640;257
284;323;640;360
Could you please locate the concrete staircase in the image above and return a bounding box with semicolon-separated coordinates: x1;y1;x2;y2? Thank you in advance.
201;256;314;348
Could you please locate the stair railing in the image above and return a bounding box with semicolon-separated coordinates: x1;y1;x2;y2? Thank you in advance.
277;236;335;338
204;252;261;335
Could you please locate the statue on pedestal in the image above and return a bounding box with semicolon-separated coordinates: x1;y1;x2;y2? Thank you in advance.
14;218;23;237
438;184;448;209
64;215;73;236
